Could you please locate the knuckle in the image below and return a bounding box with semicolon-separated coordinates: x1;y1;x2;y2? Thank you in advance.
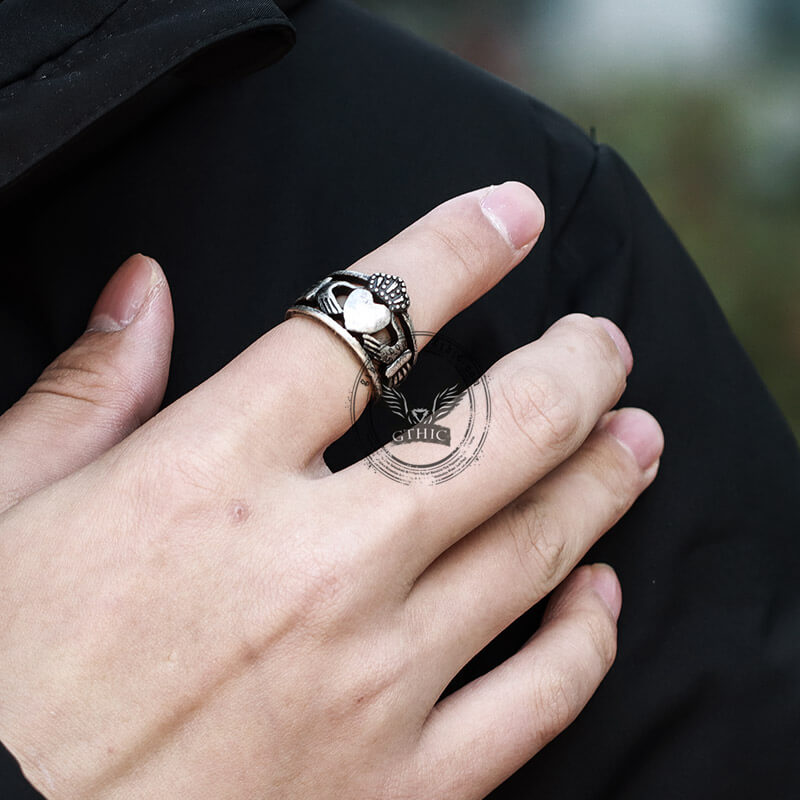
551;312;596;337
585;435;643;520
427;220;491;288
582;608;618;669
36;345;112;401
29;340;141;429
505;496;568;591
166;444;231;500
559;314;627;388
121;433;237;529
533;671;576;741
288;546;356;624
153;425;233;495
605;457;640;519
498;366;580;455
338;637;407;717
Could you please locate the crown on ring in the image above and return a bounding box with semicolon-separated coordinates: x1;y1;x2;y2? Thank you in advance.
368;272;410;312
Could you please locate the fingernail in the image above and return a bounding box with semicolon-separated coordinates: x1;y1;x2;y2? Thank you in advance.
594;317;633;374
601;408;664;472
479;181;545;251
591;563;622;620
87;254;163;332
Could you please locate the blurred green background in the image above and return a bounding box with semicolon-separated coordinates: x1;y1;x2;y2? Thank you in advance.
360;0;800;439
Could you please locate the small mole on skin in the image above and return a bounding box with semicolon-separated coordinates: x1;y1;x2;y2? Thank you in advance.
229;501;251;524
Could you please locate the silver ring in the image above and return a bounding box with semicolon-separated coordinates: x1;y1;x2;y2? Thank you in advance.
284;270;417;399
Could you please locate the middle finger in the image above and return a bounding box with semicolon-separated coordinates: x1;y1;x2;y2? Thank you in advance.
326;313;632;579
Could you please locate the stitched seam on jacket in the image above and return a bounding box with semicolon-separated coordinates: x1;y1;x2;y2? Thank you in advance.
549;141;603;255
0;0;132;92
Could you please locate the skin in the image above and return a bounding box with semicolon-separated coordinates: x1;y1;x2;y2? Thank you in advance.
0;182;663;799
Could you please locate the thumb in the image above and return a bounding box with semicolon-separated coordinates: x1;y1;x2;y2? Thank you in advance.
0;253;174;512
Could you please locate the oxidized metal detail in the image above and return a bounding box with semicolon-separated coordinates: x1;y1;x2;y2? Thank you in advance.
285;270;416;399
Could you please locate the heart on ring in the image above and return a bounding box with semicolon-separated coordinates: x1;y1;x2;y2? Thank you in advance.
342;288;392;334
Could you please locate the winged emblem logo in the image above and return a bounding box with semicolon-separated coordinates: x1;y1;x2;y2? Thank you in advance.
381;383;465;446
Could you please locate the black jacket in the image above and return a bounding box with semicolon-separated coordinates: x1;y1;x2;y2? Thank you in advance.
1;1;799;797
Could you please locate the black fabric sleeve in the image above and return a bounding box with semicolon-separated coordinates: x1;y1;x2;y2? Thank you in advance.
489;142;800;798
0;0;295;207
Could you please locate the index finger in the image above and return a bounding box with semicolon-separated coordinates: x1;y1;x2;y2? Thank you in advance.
194;182;545;470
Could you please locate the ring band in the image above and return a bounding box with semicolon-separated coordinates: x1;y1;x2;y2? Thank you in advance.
285;270;417;399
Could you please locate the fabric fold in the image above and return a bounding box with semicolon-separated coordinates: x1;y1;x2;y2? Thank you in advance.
0;0;296;201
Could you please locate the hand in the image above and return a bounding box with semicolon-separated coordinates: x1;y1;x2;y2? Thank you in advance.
0;182;663;799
